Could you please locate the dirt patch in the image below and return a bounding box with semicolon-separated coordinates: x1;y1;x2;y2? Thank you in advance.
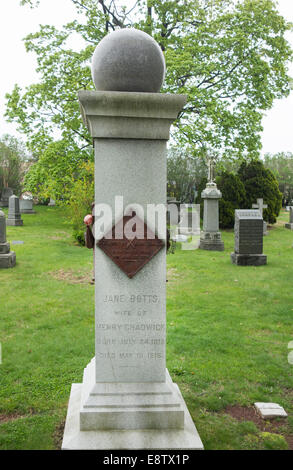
48;231;71;241
167;267;182;282
53;419;65;450
223;405;292;449
0;413;28;424
49;269;93;284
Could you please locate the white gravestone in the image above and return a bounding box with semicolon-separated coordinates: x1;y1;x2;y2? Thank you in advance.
252;198;268;235
62;28;203;450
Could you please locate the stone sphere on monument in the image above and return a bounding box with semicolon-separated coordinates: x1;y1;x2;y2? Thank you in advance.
91;28;165;93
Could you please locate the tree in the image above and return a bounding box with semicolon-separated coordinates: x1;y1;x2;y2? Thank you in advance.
167;147;207;203
264;152;293;204
5;0;292;166
0;135;28;195
23;139;93;201
238;160;282;223
216;171;246;228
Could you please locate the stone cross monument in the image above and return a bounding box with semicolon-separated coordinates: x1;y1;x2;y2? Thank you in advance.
0;211;16;268
62;28;203;450
199;158;224;251
252;198;268;235
285;206;293;230
6;196;23;226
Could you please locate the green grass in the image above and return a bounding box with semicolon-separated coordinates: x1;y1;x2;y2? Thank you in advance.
0;206;293;449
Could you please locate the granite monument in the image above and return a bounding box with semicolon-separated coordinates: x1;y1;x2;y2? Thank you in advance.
231;209;267;266
0;211;16;268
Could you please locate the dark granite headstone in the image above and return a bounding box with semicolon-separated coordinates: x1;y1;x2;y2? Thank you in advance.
231;209;267;266
0;210;16;268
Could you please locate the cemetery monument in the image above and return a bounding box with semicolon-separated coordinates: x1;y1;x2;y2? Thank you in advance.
62;28;203;450
20;197;36;214
285;206;293;230
0;210;16;268
6;196;23;226
231;209;267;266
199;158;224;251
252;198;268;235
0;188;14;208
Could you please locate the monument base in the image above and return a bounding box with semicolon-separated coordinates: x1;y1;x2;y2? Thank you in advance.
285;223;293;230
20;209;36;214
231;253;267;266
0;251;16;268
0;242;10;254
199;232;224;251
62;381;204;450
6;219;23;226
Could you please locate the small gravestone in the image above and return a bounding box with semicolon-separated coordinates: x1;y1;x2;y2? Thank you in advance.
48;198;56;206
6;196;23;226
252;198;268;235
0;211;16;268
20;198;36;214
0;188;14;207
254;402;288;420
285;207;293;230
231;210;267;265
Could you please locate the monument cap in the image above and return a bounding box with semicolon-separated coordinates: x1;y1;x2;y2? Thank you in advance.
91;28;165;93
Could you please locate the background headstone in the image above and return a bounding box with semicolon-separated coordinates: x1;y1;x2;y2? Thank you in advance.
20;199;36;214
285;206;293;230
252;198;268;235
199;182;224;251
6;195;23;226
0;188;14;208
0;210;16;268
48;198;56;206
231;209;267;266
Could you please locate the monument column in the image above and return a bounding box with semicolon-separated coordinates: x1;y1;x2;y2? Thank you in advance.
62;28;203;450
199;159;224;251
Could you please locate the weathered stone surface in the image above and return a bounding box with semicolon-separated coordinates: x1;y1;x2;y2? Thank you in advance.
234;210;263;254
285;207;293;230
92;28;165;93
200;182;224;251
20;199;35;214
255;402;288;419
6;196;23;226
231;210;266;266
62;383;204;450
62;29;203;450
0;210;16;268
231;252;267;266
0;188;13;207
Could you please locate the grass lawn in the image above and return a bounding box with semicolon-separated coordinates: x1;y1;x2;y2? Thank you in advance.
0;206;292;450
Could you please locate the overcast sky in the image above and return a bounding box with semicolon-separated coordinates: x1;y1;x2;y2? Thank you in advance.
0;0;292;156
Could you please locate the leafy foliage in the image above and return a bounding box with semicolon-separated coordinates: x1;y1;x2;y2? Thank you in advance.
264;152;293;204
5;0;293;163
167;147;206;203
238;160;282;224
0;135;28;195
23;139;93;202
66;161;94;245
216;171;246;228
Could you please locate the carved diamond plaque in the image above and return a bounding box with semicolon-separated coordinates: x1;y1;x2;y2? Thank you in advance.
97;213;164;278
